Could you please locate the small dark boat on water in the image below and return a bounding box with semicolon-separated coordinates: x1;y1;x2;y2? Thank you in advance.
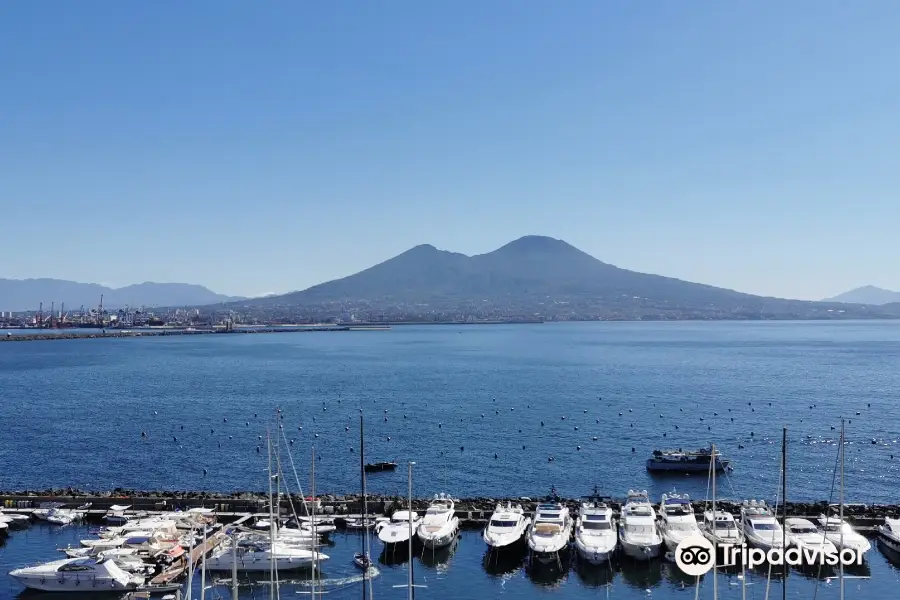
364;461;397;472
646;446;732;473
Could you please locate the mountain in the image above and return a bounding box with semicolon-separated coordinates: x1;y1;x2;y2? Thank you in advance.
0;278;243;312
231;236;900;321
823;286;900;306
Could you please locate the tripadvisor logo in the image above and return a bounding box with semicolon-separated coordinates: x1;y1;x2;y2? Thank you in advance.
674;535;863;576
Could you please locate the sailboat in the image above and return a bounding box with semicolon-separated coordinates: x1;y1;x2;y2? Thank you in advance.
354;415;373;572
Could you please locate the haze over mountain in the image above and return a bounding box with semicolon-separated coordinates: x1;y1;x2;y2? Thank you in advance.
823;286;900;306
233;236;897;320
0;279;242;312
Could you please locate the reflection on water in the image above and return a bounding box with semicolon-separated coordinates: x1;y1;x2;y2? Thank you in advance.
617;557;663;590
573;559;615;588
419;534;460;570
482;546;527;577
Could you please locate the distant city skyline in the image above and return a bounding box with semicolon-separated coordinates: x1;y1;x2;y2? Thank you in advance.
2;2;898;301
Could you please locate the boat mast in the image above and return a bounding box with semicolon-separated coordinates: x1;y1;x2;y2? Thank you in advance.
711;443;717;600
782;426;787;600
360;414;368;600
186;526;194;600
268;431;276;600
408;461;415;600
200;525;207;600
311;445;318;600
839;418;845;600
231;528;238;600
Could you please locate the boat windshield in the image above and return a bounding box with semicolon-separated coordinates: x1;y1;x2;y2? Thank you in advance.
790;526;818;535
668;523;697;531
626;524;655;534
490;519;517;528
753;523;778;531
537;513;561;521
715;520;737;530
583;521;611;531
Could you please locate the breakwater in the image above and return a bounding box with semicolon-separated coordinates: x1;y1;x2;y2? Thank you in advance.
3;490;898;528
0;324;389;342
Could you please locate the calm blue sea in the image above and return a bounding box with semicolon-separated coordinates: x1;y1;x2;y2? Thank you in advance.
2;321;900;599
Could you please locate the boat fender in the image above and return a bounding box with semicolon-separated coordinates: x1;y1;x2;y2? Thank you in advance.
40;577;45;585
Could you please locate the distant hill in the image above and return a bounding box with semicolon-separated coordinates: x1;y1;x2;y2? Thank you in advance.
231;235;900;320
0;278;243;312
823;286;900;306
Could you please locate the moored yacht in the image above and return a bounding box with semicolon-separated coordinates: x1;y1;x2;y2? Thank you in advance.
784;518;837;561
375;510;421;546
618;490;662;560
9;557;144;592
700;510;744;545
483;502;530;550
0;512;31;529
658;492;700;552
573;501;616;564
816;514;871;556
740;500;785;551
416;493;459;549
527;502;572;564
877;518;900;554
207;539;328;571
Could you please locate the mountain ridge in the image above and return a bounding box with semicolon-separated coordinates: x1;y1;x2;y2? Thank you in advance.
823;285;900;306
226;235;897;321
0;278;243;312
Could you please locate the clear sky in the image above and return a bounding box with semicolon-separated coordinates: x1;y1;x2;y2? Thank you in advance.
2;1;898;300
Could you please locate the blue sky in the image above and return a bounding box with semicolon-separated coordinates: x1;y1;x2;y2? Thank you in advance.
2;2;897;300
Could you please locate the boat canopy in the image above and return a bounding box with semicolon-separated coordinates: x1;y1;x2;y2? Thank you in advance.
108;505;131;512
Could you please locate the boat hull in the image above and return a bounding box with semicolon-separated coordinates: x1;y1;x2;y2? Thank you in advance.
646;460;730;472
418;519;459;549
574;538;615;564
620;539;662;560
207;555;322;572
10;575;138;592
483;530;526;551
878;530;900;554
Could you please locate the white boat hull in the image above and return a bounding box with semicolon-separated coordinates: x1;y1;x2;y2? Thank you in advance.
418;518;459;549
483;530;526;550
878;530;900;554
207;552;326;572
620;539;662;560
574;537;615;564
11;574;139;592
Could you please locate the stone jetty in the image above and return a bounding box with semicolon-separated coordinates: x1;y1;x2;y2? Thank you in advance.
2;488;897;529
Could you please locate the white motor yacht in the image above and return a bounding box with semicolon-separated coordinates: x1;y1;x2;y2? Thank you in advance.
573;502;617;564
417;493;459;549
700;510;744;545
785;518;837;561
877;518;900;554
207;540;328;571
619;490;662;560
740;500;785;551
816;514;871;556
104;505;133;525
32;502;65;521
526;503;572;564
345;516;376;530
0;512;32;529
375;510;421;546
483;502;530;550
46;508;82;526
658;492;701;552
9;557;144;592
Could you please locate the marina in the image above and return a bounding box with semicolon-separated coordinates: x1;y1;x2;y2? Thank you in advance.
2;321;900;598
